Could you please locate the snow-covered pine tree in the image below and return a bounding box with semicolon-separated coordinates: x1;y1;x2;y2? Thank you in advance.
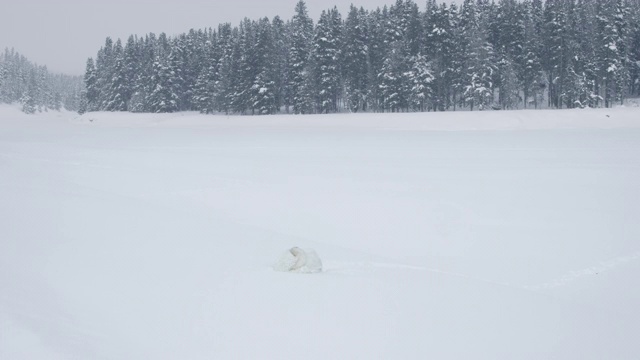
385;1;405;45
192;39;218;114
424;1;456;110
156;32;171;58
0;61;6;100
596;0;624;107
561;62;590;108
491;0;526;109
106;56;128;111
455;1;474;110
84;58;99;111
521;0;545;108
122;35;140;110
167;39;186;111
271;16;290;113
104;40;128;111
288;0;315;114
78;89;88;114
404;1;424;57
330;6;345;110
213;24;235;114
496;57;521;109
36;72;51;111
20;92;36;114
446;3;466;110
251;72;277;115
611;0;632;105
343;5;370;112
249;17;278;115
542;0;573;108
460;0;496;110
312;8;343;114
229;19;254;114
147;55;179;113
2;50;19;103
164;37;184;111
20;69;37;114
378;1;426;113
630;0;640;96
407;53;435;111
126;35;149;112
379;41;411;112
559;0;588;108
95;37;116;111
179;30;205;111
298;61;317;114
366;7;387;112
571;0;600;108
2;50;25;104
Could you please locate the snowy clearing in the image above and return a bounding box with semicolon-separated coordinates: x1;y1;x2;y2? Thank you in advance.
1;105;640;359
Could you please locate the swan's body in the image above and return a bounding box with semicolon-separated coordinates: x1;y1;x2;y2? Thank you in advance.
274;247;322;273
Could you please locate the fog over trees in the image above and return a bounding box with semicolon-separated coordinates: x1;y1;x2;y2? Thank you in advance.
0;49;83;113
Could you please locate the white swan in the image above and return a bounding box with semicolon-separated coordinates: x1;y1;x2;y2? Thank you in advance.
274;247;322;273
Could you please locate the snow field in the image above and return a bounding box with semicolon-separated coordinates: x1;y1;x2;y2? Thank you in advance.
1;105;640;359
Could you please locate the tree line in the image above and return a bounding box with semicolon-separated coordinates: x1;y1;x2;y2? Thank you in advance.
0;49;83;113
82;0;640;115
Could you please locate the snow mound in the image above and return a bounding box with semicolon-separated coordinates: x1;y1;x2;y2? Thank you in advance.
274;247;322;273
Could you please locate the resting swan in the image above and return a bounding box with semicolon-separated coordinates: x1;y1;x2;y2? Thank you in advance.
274;247;322;273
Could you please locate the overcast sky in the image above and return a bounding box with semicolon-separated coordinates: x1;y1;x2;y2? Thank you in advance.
0;0;459;76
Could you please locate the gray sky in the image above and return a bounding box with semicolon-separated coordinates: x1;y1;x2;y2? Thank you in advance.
0;0;458;76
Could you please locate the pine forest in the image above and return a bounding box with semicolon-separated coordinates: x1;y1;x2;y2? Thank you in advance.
0;49;83;113
11;0;640;115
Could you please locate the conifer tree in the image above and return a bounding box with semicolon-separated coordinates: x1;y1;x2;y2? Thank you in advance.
424;1;456;110
95;37;115;110
271;16;289;112
104;40;128;111
229;20;254;114
20;70;37;114
366;8;387;112
84;58;99;111
167;40;186;110
148;56;179;113
213;24;235;114
630;2;640;96
343;6;369;112
192;40;218;113
543;0;571;108
379;42;411;112
460;0;496;110
250;17;278;115
408;54;434;111
289;1;315;114
521;0;544;108
313;8;343;113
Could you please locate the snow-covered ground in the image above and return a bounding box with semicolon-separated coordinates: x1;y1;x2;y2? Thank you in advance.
1;105;639;359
